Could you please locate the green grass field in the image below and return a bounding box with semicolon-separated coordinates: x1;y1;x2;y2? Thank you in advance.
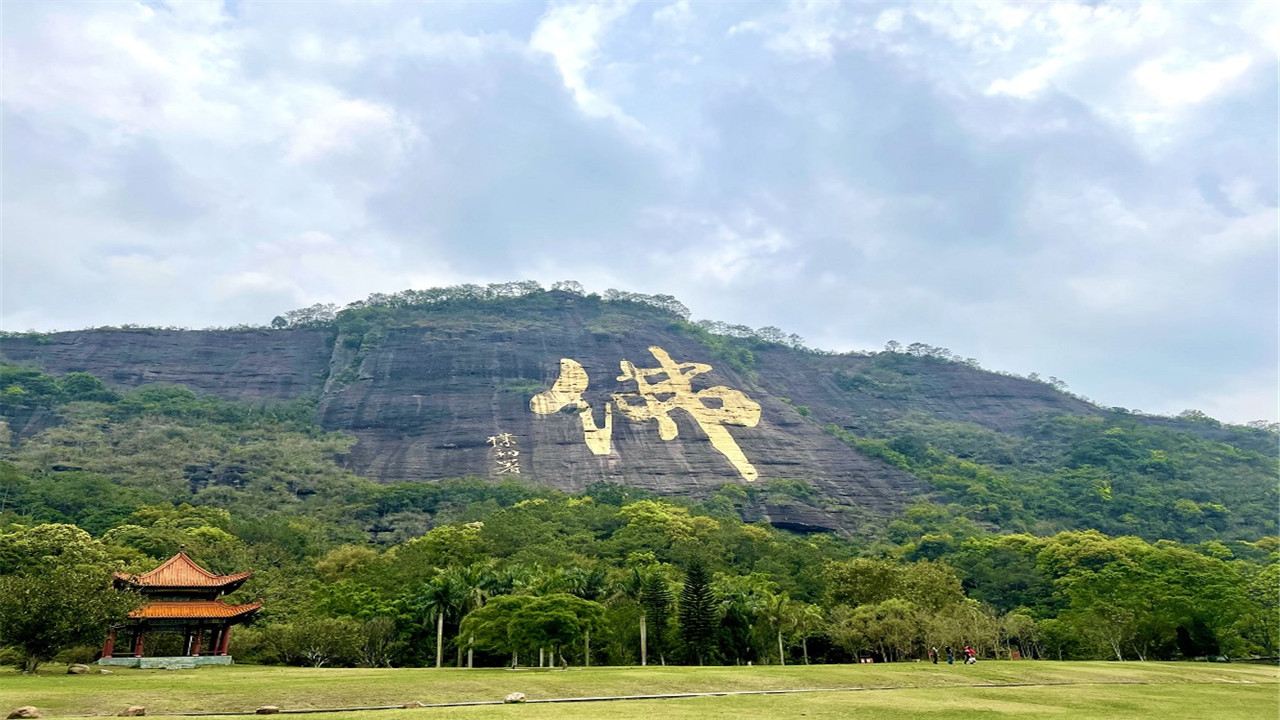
1;661;1275;719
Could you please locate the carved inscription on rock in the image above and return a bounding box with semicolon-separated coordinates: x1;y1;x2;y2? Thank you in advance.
487;432;521;475
530;345;761;481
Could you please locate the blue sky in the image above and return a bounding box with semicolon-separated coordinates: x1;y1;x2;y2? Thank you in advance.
2;0;1276;423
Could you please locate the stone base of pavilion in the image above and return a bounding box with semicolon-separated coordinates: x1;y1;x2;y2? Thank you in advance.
97;655;234;669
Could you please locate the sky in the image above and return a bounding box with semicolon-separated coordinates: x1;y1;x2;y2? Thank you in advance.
1;0;1276;424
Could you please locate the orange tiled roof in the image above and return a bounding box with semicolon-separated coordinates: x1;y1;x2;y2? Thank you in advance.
114;552;252;589
128;600;263;620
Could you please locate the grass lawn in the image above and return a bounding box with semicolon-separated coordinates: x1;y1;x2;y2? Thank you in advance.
0;661;1275;719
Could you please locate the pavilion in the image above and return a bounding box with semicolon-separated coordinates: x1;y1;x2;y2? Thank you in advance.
99;551;261;668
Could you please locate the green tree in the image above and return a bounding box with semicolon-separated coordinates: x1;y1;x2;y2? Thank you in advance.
870;599;922;661
415;572;466;668
0;523;117;574
59;372;117;402
761;592;792;665
1238;562;1280;656
639;568;674;665
458;595;525;666
356;617;402;668
679;559;717;664
614;567;650;666
897;560;965;611
440;563;494;667
823;558;898;606
0;566;140;672
261;616;361;667
785;601;825;665
711;572;775;664
460;594;604;667
1000;611;1038;658
828;603;874;659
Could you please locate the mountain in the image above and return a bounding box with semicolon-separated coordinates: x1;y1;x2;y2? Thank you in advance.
1;286;1275;540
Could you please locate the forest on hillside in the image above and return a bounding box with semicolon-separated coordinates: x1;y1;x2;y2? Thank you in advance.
0;362;1276;671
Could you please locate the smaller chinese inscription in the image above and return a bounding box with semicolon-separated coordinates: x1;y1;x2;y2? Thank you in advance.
487;432;521;475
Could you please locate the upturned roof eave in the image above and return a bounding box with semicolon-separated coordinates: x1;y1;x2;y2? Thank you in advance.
126;600;264;621
113;554;253;590
113;573;253;590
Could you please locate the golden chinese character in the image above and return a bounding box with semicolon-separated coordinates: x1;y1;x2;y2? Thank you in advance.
495;457;521;474
614;346;761;481
487;433;516;448
529;358;614;455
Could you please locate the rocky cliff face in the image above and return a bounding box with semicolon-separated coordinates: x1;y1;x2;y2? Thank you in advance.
0;296;1106;532
0;328;333;401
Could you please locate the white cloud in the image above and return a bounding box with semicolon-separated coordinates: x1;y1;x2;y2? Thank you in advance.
1152;367;1279;424
730;1;1272;154
873;8;904;34
285;96;418;174
986;59;1065;99
530;0;637;119
1132;52;1252;107
652;0;694;33
729;0;851;61
290;31;367;66
640;207;798;286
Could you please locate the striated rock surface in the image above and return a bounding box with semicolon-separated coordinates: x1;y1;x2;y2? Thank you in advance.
311;303;932;529
0;329;332;402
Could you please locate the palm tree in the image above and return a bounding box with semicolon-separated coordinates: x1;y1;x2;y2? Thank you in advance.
610;566;650;665
712;573;774;664
560;564;608;601
493;562;537;595
419;572;465;668
761;592;791;666
785;602;825;665
443;563;493;667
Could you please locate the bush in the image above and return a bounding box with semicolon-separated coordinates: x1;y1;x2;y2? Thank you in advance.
0;646;23;669
53;645;99;666
257;617;362;667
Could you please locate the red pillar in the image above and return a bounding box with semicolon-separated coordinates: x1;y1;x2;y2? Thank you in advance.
102;628;117;659
191;628;203;656
132;630;145;658
218;625;232;655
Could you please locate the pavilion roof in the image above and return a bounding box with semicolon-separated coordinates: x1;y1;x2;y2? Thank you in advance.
128;600;263;620
114;552;252;590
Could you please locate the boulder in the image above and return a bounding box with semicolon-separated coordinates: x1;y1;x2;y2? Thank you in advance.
255;707;280;715
98;669;113;675
503;693;527;704
67;664;90;674
7;708;40;719
118;707;146;717
401;702;426;709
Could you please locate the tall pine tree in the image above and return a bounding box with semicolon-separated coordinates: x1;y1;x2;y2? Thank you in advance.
640;571;673;665
678;559;716;665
